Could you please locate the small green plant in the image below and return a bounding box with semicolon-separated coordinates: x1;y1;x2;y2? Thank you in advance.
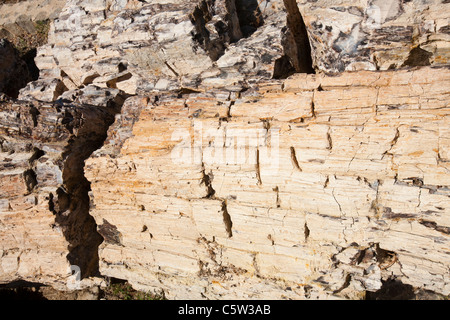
35;19;50;41
102;282;166;300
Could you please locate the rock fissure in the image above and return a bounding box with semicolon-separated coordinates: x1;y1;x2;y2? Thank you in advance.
281;0;315;75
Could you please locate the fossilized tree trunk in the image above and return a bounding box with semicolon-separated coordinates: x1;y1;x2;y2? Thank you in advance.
0;0;449;300
85;66;450;299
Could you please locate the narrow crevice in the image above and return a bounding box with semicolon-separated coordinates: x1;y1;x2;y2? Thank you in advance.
365;278;415;300
290;146;302;171
190;0;264;61
382;127;400;159
190;0;228;61
54;98;126;279
274;186;281;208
221;200;233;238
333;274;351;294
311;99;316;118
274;0;315;79
324;176;329;188
234;0;264;38
252;254;261;276
326;128;333;150
419;220;450;235
201;163;216;198
224;0;244;42
304;221;310;242
391;127;400;146
56;133;105;277
256;148;262;185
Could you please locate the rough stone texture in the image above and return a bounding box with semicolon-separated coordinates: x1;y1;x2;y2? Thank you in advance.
0;96;114;288
0;0;449;300
21;0;450;103
85;66;450;299
22;0;316;101
301;0;450;72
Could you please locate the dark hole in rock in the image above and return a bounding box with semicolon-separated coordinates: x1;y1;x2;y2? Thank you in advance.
273;55;296;79
56;187;70;213
22;48;40;81
402;46;433;67
29;147;45;163
190;0;265;61
23;169;37;192
274;0;315;78
118;62;127;72
235;0;264;38
366;278;415;300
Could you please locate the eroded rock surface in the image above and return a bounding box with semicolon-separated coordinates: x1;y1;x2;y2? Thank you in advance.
301;0;450;72
22;0;450;103
0;0;449;299
25;0;302;99
86;66;450;299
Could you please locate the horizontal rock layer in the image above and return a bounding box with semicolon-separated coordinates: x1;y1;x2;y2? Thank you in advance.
86;66;450;299
0;0;449;300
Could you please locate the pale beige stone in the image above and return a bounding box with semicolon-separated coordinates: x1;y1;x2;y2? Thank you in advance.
85;67;450;299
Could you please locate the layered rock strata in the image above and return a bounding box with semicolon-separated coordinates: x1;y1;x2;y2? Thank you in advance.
86;66;450;299
0;0;449;300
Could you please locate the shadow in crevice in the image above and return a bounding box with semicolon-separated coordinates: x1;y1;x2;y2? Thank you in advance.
190;0;265;61
191;0;227;61
235;0;264;38
274;0;315;79
366;279;415;300
402;46;433;68
22;48;40;82
0;281;47;300
52;92;127;280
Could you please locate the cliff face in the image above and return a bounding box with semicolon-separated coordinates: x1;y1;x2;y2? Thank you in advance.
85;67;450;299
0;0;449;299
